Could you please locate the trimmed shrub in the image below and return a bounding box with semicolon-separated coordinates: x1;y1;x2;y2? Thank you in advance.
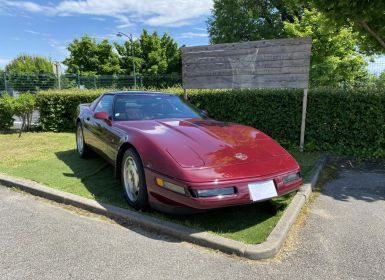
0;94;14;131
13;93;37;136
36;89;106;131
305;88;385;157
36;87;385;157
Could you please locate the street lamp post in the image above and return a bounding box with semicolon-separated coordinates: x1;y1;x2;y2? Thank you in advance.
116;31;137;89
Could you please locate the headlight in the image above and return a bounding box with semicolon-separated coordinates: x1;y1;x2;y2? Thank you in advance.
283;172;301;184
191;187;236;198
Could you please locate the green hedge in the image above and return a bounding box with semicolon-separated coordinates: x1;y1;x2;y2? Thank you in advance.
37;89;106;131
186;88;385;157
36;87;385;157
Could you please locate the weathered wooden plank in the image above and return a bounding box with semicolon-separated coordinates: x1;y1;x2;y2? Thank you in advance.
183;59;310;70
181;37;312;53
184;79;309;89
183;44;311;60
183;66;310;77
183;51;310;64
183;74;309;89
186;73;309;81
182;37;311;89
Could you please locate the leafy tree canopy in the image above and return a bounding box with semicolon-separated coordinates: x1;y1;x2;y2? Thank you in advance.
207;0;302;43
114;29;181;75
63;35;120;75
6;55;53;74
308;0;385;54
284;9;368;87
5;55;56;92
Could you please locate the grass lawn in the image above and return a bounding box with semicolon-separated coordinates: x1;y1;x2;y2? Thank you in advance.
0;132;320;244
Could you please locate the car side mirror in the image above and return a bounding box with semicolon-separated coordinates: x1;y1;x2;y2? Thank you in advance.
201;110;209;119
94;112;111;125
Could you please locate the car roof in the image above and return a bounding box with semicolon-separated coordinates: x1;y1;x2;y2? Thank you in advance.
105;91;174;96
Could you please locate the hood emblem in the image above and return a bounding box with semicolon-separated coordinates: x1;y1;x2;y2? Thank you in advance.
235;153;248;161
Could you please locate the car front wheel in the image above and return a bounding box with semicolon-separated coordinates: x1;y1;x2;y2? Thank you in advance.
121;148;148;210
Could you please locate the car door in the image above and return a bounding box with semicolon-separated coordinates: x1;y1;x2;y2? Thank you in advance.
87;94;114;160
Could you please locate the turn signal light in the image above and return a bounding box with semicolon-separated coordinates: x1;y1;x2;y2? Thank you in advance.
155;177;188;196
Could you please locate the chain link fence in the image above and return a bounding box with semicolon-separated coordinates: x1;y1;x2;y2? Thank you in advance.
0;73;182;95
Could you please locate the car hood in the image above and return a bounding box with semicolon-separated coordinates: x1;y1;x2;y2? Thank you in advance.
116;118;295;173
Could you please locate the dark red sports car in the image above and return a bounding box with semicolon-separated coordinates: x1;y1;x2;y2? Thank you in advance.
76;91;302;213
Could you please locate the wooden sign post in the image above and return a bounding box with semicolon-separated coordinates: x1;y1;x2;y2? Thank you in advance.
300;88;308;152
181;37;312;151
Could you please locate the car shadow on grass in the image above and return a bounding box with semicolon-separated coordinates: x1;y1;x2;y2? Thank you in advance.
55;149;293;244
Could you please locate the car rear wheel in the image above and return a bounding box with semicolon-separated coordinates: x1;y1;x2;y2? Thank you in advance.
76;122;91;158
121;148;148;210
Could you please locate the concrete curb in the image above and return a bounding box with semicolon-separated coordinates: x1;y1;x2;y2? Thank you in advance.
0;155;328;260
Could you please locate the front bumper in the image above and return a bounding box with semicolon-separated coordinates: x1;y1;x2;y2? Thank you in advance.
145;168;303;213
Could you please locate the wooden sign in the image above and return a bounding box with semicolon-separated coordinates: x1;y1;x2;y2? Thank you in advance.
182;37;312;89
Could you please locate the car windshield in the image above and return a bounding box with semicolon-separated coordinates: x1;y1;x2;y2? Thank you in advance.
113;94;202;121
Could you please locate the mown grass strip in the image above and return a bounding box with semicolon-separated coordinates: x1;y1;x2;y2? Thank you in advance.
0;132;320;244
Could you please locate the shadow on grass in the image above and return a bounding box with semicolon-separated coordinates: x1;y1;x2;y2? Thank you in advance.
55;149;126;208
55;149;293;243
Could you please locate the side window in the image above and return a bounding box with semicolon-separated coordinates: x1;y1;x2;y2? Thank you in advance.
94;94;114;116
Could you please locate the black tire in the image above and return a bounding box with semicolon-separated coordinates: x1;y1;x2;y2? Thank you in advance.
76;122;91;158
121;148;148;210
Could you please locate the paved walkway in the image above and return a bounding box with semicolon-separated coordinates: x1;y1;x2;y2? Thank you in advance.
12;110;39;129
0;164;384;279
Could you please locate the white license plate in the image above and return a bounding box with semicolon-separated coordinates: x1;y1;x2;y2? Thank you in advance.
248;180;277;202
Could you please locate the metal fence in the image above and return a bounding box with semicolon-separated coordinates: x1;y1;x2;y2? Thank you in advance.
1;62;385;95
0;73;182;95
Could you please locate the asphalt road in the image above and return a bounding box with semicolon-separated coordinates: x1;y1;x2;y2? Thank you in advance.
12;110;39;129
1;164;384;280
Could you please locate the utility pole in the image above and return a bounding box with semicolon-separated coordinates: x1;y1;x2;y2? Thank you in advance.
52;61;61;89
117;31;137;89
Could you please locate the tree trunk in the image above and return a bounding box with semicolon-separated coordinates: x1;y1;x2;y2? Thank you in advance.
360;20;385;50
18;116;25;138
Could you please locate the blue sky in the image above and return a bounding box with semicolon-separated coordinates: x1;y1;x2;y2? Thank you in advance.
0;0;213;68
0;0;383;74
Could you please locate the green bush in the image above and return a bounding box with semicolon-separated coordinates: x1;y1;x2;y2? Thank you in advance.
305;88;385;157
13;93;37;136
37;87;385;157
0;94;14;131
36;89;106;131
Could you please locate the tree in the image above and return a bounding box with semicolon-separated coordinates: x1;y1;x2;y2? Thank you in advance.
161;33;181;74
115;30;181;75
284;9;369;87
5;55;55;92
63;35;120;75
13;93;36;137
308;0;385;54
114;39;144;75
374;72;385;88
207;0;303;43
0;69;5;91
96;40;121;75
139;30;167;74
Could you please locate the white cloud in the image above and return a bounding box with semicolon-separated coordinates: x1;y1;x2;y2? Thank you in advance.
178;32;208;39
91;17;106;21
48;38;68;55
1;0;213;27
193;27;207;31
0;58;11;68
24;29;50;36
